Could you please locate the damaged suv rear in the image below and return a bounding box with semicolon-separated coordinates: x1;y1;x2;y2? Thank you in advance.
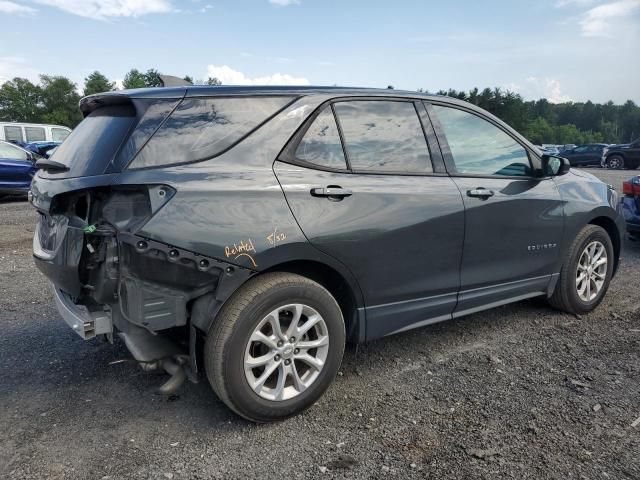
32;87;358;421
32;86;623;422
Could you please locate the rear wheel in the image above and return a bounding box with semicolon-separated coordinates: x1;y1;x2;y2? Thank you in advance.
549;225;614;314
204;272;345;422
606;155;624;169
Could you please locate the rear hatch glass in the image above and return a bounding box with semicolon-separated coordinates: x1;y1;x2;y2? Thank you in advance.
41;104;137;179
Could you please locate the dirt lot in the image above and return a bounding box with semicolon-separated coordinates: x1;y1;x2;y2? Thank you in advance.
1;169;638;480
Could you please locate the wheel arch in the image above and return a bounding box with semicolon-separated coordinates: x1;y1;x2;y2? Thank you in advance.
261;259;365;343
191;255;366;344
588;215;621;275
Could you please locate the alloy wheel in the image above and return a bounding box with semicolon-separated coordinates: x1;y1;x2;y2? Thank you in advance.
576;241;607;302
244;303;329;401
607;157;623;169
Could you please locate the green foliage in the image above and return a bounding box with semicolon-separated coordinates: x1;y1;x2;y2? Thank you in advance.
0;78;43;123
435;87;640;144
1;71;638;139
39;75;83;127
122;69;146;89
143;69;162;88
83;71;115;96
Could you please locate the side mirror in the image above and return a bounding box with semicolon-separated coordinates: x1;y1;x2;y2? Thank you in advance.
541;154;571;176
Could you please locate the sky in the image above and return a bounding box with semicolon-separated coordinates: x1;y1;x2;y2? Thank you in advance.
0;0;638;104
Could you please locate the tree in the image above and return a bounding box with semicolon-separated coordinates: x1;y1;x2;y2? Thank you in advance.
83;71;115;96
39;75;82;128
206;76;222;86
143;68;162;87
525;117;554;145
183;75;194;84
0;78;43;123
122;69;147;89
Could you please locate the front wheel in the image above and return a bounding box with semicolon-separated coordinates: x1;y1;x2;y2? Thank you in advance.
204;272;345;422
548;225;614;314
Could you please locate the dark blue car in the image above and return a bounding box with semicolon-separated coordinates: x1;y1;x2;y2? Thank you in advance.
622;175;640;238
0;140;39;197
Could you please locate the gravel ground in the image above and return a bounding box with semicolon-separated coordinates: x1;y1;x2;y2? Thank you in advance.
1;169;639;480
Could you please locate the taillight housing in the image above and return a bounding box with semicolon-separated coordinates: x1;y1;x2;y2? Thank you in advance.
622;176;640;196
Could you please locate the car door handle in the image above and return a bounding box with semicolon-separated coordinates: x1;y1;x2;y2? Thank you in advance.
467;188;495;199
310;186;353;199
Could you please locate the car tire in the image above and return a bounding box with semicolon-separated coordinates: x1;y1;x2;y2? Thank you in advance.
606;155;624;169
548;225;614;315
204;272;345;422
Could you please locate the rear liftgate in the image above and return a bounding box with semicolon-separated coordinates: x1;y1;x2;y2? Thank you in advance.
34;184;253;393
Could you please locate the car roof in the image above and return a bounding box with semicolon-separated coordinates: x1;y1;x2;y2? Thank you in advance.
87;85;433;98
79;85;484;118
79;85;539;152
80;85;455;113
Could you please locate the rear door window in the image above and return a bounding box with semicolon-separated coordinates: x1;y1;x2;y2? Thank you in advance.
25;126;46;142
129;96;292;169
294;106;347;170
333;100;432;173
4;126;23;143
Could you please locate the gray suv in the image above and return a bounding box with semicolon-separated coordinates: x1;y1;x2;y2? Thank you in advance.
31;86;624;422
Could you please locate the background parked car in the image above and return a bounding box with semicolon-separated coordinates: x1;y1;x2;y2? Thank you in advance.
541;145;560;155
0;122;71;143
19;141;61;158
601;138;640;170
621;175;640;239
0;140;39;199
559;144;577;153
560;143;609;167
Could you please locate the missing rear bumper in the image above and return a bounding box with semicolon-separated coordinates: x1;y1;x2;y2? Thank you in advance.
52;286;112;340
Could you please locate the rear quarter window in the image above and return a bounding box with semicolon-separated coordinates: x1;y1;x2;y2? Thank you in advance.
128;96;293;169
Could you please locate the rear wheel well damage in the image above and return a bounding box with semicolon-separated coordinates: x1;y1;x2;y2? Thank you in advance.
589;216;620;274
190;260;362;345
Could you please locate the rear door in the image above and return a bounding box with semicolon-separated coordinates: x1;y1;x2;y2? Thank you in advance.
274;98;465;339
427;102;564;316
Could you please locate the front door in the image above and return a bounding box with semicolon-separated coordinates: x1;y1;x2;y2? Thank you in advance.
274;99;465;339
427;103;564;316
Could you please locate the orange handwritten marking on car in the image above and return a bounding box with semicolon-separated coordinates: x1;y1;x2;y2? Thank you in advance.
224;238;256;258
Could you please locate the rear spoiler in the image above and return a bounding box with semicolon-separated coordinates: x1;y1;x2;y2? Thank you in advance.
79;86;188;117
158;75;192;87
